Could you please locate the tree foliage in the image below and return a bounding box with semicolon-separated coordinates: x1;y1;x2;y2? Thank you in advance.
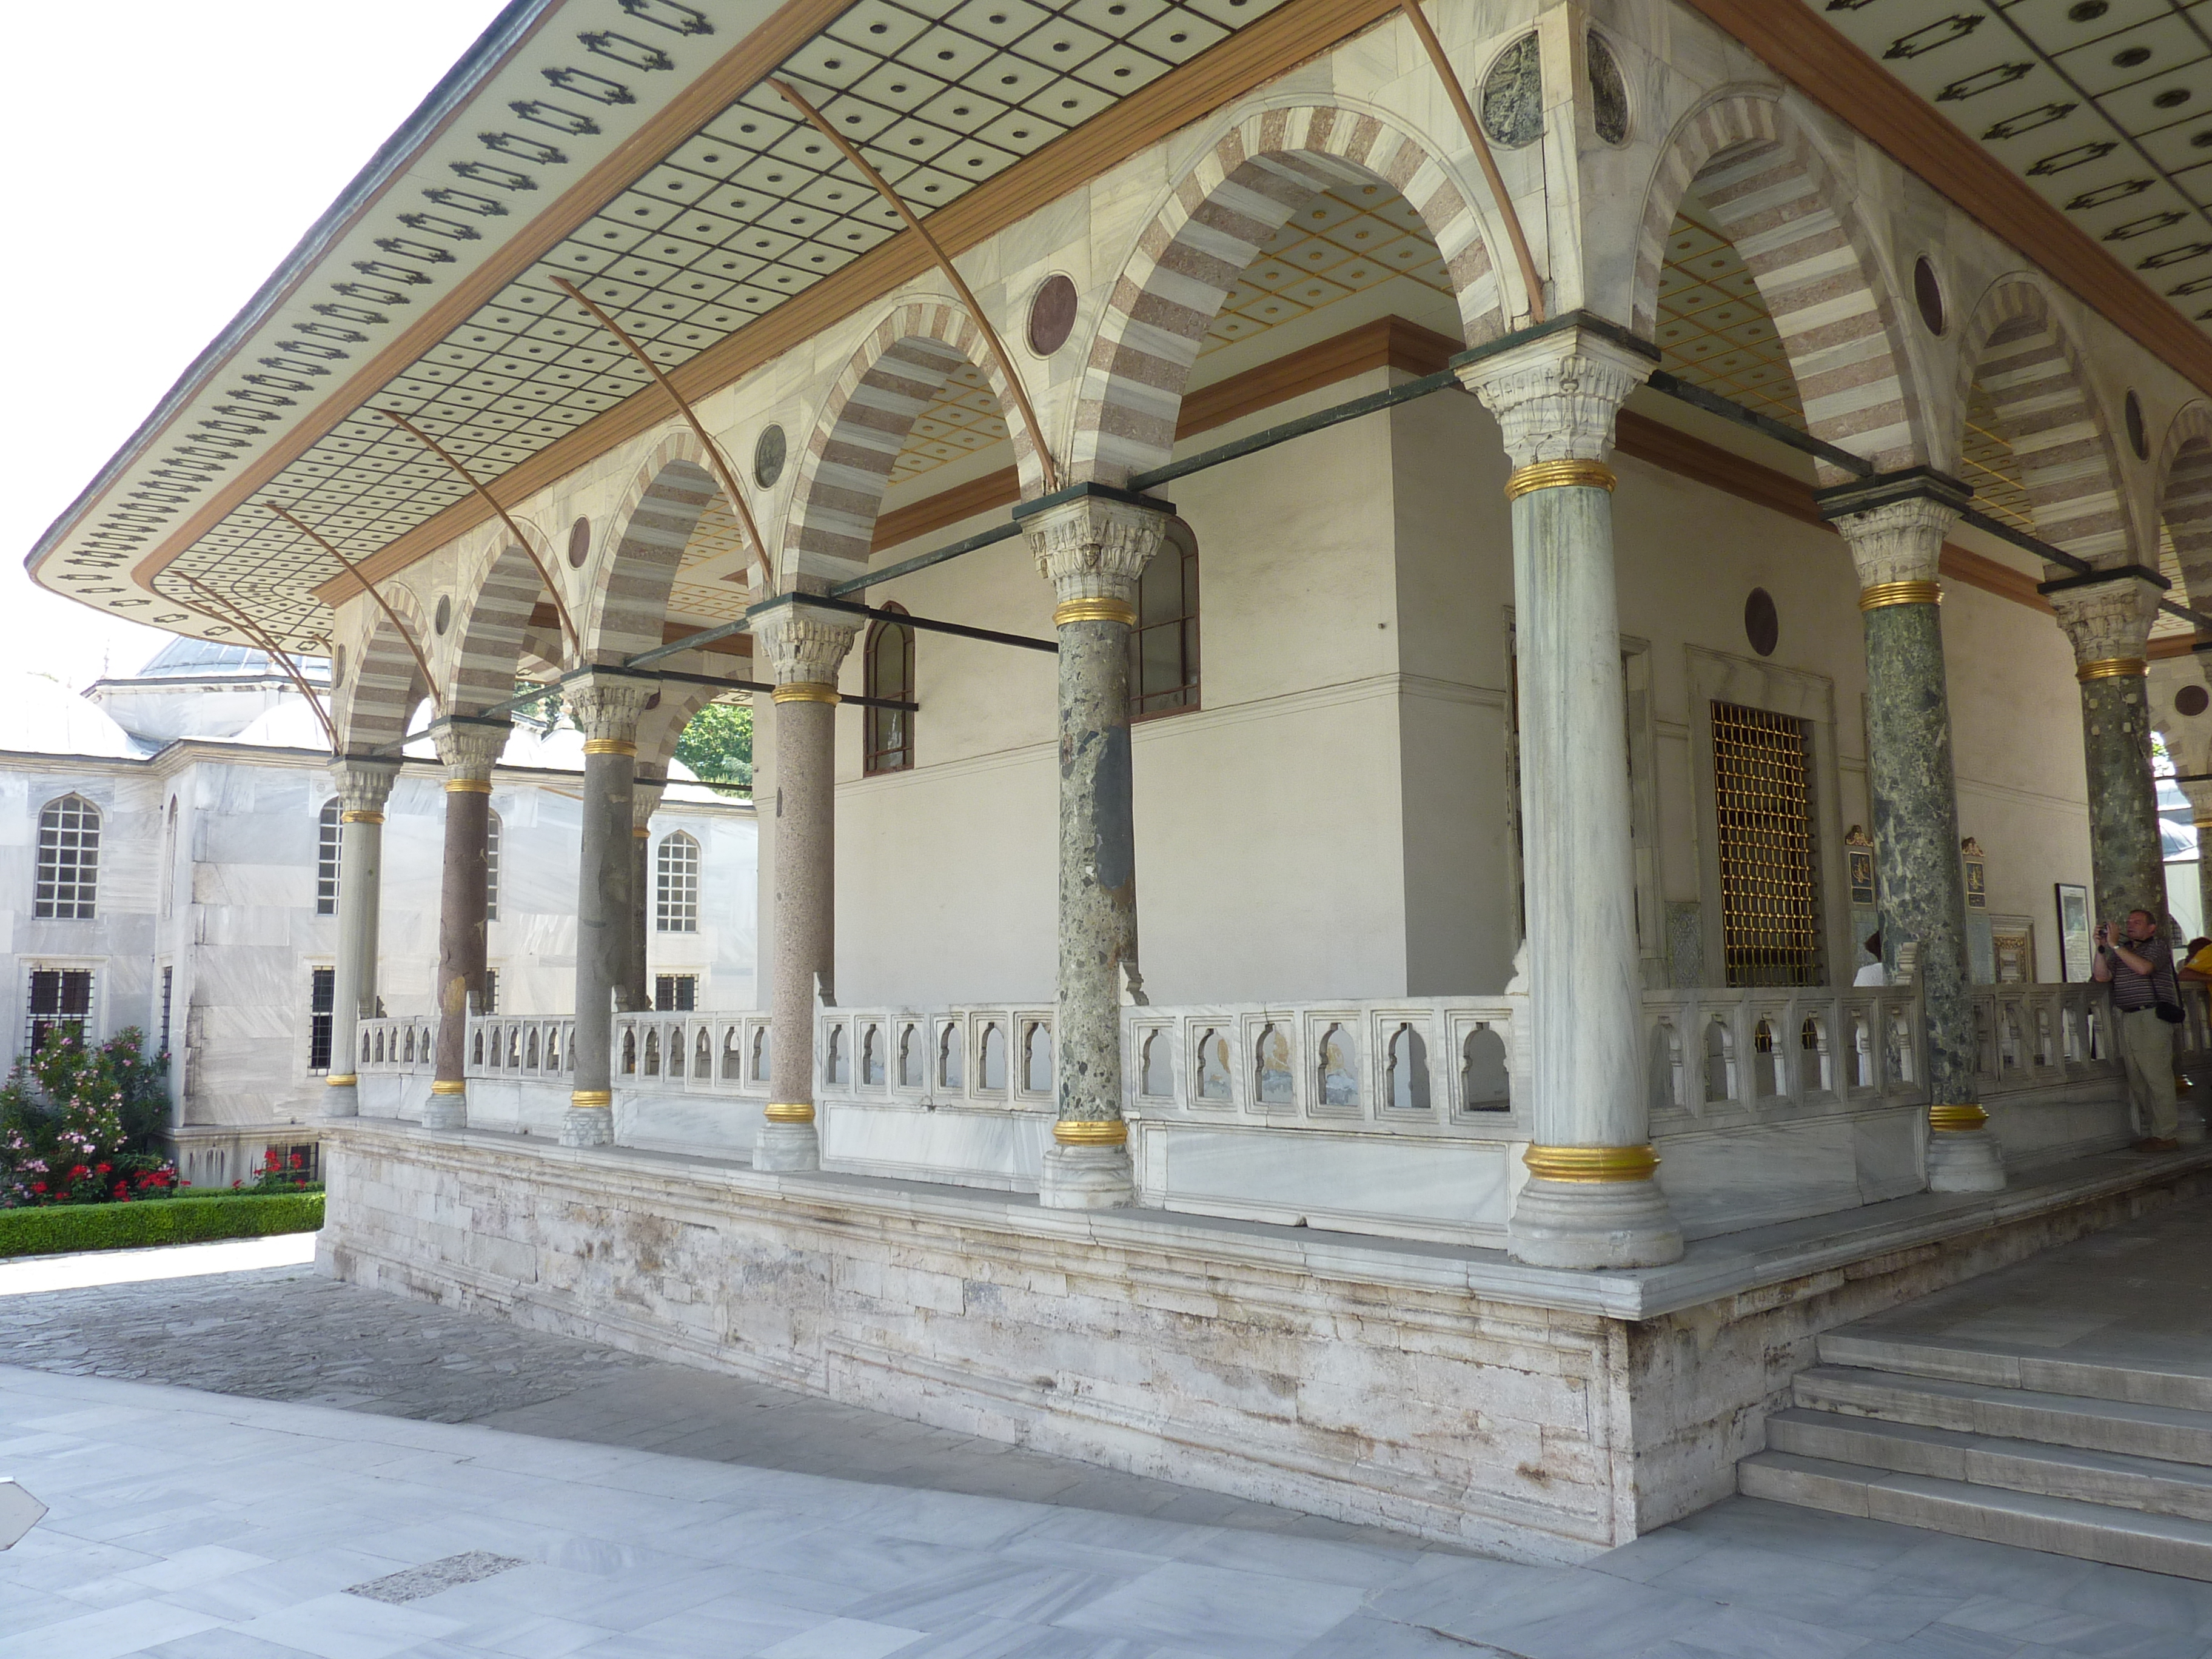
676;702;753;797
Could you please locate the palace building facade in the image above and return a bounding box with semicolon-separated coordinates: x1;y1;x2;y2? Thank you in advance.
35;0;2212;1561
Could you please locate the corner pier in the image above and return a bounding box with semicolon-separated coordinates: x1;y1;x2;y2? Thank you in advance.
317;1114;2212;1563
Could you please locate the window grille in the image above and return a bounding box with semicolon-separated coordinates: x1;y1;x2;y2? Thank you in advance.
484;810;501;922
1129;519;1200;718
865;605;914;775
654;973;697;1012
475;968;499;1016
308;968;335;1071
35;796;100;919
316;800;341;916
159;966;173;1052
27;968;93;1054
1711;700;1824;987
655;833;699;933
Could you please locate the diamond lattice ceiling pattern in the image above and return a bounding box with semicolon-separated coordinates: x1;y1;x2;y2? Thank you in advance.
34;0;1290;652
1807;1;2212;339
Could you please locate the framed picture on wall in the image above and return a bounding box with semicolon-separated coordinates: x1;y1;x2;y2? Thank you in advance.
2056;883;2093;982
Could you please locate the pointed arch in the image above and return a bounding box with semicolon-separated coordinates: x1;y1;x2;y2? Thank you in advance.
581;434;719;665
1069;102;1504;486
334;583;431;752
448;541;551;715
1632;90;1927;478
783;300;1050;590
1956;276;2136;568
635;679;723;778
2157;402;2212;615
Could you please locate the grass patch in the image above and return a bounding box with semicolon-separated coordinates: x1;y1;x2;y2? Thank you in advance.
0;1191;323;1259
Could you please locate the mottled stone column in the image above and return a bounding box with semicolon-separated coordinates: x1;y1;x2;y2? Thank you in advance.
1015;484;1171;1210
2045;571;2170;925
423;718;508;1131
324;757;398;1121
563;672;655;1148
753;604;861;1173
1457;322;1682;1269
626;773;666;1013
1818;475;2000;1192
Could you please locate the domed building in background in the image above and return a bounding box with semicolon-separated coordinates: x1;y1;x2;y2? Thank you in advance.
0;640;754;1187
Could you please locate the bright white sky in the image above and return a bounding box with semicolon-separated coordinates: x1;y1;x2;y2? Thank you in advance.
0;1;515;688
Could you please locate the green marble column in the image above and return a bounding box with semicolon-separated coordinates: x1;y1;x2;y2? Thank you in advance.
1820;479;2000;1192
2046;573;2169;927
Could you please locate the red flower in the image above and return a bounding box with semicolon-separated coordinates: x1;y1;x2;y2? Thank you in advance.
28;1182;44;1195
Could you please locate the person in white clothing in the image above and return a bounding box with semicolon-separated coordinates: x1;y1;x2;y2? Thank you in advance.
1853;931;1886;988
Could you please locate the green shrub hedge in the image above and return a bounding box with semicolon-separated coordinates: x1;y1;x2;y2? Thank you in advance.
0;1191;323;1259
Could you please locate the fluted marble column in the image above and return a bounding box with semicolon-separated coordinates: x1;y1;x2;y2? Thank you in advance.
563;672;655;1148
424;718;508;1131
627;773;666;1013
2045;572;2169;925
1819;475;2000;1191
1457;322;1681;1269
753;604;860;1173
324;757;398;1120
1013;485;1170;1211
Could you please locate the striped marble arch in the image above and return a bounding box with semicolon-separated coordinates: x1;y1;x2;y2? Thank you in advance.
783;301;1048;591
334;586;431;754
2158;407;2212;619
447;544;549;718
637;680;725;780
1068;103;1503;488
581;440;720;666
1960;281;2135;570
1635;93;1924;481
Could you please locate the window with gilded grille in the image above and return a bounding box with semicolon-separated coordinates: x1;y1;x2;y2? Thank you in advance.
865;605;914;775
1130;518;1199;719
1711;700;1823;987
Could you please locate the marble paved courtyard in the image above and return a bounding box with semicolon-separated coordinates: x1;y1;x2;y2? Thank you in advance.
8;1246;2212;1655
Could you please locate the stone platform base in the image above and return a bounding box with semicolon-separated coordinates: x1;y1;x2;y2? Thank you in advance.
317;1119;2212;1563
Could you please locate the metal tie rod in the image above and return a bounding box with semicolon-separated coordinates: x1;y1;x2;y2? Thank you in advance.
748;591;1056;652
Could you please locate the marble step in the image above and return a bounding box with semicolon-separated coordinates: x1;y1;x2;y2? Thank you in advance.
1738;1450;2212;1582
1768;1407;2212;1521
1820;1329;2212;1414
1794;1365;2212;1467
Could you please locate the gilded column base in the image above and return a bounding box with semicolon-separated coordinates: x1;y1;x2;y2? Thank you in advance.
1508;1148;1682;1269
1925;1106;2005;1193
1039;1138;1134;1210
422;1078;468;1132
560;1090;614;1148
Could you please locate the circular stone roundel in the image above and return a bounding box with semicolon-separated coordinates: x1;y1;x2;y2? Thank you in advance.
1028;274;1078;356
434;594;452;636
1744;587;1779;657
754;424;787;489
1913;256;1945;336
332;645;346;689
2126;390;2149;460
2180;684;2210;717
566;517;591;570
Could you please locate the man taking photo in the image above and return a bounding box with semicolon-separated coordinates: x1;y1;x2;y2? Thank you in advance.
2092;908;2184;1153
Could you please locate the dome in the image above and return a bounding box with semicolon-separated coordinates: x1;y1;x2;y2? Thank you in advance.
0;672;141;759
229;698;337;751
111;636;330;685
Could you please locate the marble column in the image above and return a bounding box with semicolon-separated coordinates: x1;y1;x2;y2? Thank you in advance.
2045;572;2169;926
1014;484;1171;1210
324;757;398;1120
1457;323;1683;1269
1819;477;2001;1191
626;773;666;1013
424;718;508;1131
753;605;861;1173
562;672;656;1148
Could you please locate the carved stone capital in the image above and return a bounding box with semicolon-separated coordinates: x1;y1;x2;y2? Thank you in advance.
2179;778;2212;830
2048;577;2162;668
429;716;511;783
752;605;862;687
1831;495;1957;589
1452;327;1654;467
332;757;400;816
632;774;667;830
1019;493;1171;605
566;671;656;743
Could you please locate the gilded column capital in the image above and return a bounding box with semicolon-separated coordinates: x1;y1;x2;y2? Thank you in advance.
427;715;511;783
1015;485;1173;607
2045;574;2162;671
1451;323;1656;468
332;756;400;816
566;671;657;746
752;602;862;687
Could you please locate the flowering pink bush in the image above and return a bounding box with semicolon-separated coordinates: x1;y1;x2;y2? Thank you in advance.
0;1030;178;1208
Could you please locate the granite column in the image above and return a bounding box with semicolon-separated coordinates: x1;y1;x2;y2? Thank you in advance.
562;672;655;1148
1013;486;1170;1211
324;757;398;1120
753;605;860;1172
1457;322;1682;1269
1820;477;2000;1191
424;718;508;1131
2045;572;2170;926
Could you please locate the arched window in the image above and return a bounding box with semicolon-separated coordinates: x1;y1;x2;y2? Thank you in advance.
484;809;501;922
161;798;178;914
1130;517;1200;718
865;603;915;775
316;800;341;917
35;795;101;919
656;831;699;933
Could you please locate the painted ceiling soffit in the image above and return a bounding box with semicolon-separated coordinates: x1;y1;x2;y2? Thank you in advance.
1684;1;2212;400
33;0;1402;650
